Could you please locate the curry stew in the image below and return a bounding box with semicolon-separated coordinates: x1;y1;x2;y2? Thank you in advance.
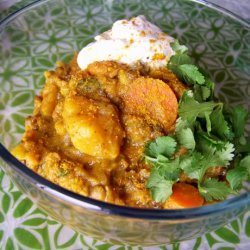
12;56;207;209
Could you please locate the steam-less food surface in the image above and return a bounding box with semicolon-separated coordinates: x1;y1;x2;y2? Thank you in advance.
12;57;187;208
1;0;250;247
11;15;250;210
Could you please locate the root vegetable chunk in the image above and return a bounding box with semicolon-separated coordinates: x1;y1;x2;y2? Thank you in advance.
63;96;124;159
121;77;178;132
164;183;204;209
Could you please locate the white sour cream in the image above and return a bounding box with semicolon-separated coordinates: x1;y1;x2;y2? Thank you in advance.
77;15;175;70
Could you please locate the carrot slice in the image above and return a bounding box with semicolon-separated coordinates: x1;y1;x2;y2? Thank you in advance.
121;77;178;132
164;183;204;209
149;67;187;99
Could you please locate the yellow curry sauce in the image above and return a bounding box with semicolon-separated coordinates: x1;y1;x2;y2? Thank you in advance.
12;56;192;208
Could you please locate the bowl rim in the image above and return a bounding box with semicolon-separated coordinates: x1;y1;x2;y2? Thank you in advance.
0;0;250;220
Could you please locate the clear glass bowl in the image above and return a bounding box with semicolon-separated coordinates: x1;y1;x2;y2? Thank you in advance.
0;0;249;246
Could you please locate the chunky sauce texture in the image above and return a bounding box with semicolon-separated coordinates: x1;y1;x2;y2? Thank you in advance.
12;56;190;208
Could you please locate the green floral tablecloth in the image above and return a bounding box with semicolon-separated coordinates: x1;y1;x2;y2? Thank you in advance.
0;0;250;249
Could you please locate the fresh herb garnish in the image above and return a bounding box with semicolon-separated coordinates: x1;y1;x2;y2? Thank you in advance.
144;136;177;160
168;41;205;86
198;178;232;202
144;40;249;204
178;90;220;127
146;167;174;202
226;155;250;190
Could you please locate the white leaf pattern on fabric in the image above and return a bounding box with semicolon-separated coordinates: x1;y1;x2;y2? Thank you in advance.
0;0;249;249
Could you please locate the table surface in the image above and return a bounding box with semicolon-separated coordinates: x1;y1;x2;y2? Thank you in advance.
0;1;250;250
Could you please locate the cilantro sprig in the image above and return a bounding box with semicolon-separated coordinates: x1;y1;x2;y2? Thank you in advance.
226;155;250;190
168;41;205;86
144;40;250;204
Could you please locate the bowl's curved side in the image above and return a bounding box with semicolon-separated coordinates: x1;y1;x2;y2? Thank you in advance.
1;153;249;245
0;0;250;245
191;0;250;27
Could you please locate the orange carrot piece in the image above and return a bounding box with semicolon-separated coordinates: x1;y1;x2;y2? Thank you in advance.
121;77;178;132
165;183;204;209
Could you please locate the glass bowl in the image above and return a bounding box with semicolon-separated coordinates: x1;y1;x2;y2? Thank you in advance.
0;0;249;246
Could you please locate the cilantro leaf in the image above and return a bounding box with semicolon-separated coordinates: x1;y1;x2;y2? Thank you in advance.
199;178;232;202
226;167;247;190
156;154;169;164
167;55;192;84
168;60;205;86
178;64;205;85
146;167;163;188
179;136;234;182
226;155;250;190
168;41;206;86
145;156;181;203
179;155;193;173
204;78;215;94
193;85;211;102
175;117;189;132
168;53;192;68
149;180;174;203
210;107;233;140
230;106;248;138
158;158;181;181
239;155;250;173
176;127;195;151
180;151;204;180
146;167;174;202
196;133;235;167
179;90;219;126
196;132;226;153
212;142;235;167
204;111;212;133
169;40;215;92
170;40;188;54
144;136;180;203
144;136;177;159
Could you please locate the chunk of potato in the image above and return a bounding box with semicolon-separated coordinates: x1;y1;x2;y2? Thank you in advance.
11;143;40;171
62;95;124;159
11;143;27;161
40;83;59;116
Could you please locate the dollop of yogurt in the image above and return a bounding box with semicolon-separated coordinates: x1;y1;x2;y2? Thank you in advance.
77;15;175;70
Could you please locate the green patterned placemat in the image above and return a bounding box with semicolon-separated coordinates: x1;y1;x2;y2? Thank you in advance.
0;0;250;249
0;0;33;20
